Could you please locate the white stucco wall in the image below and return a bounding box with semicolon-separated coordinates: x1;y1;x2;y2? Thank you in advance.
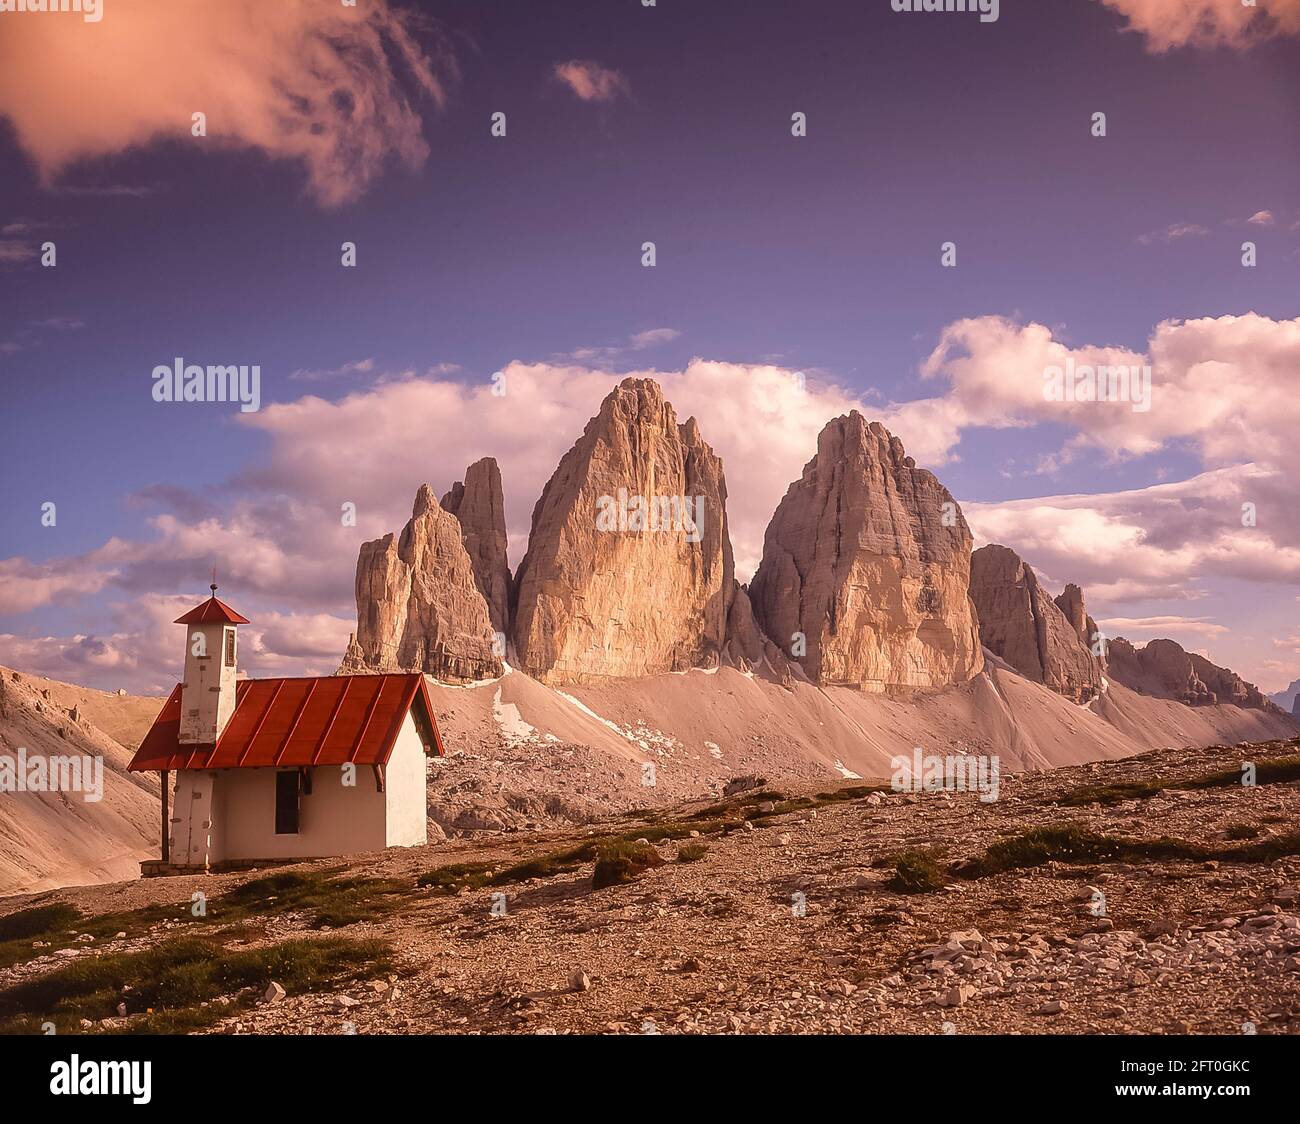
170;770;215;867
384;710;429;848
173;708;430;864
209;761;387;862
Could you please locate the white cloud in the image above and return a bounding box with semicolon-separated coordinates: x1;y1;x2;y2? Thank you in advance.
630;328;682;350
899;313;1300;480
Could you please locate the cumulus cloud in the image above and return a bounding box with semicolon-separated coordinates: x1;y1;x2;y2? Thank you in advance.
0;555;119;616
553;60;629;103
962;463;1300;609
0;0;453;208
899;313;1300;476
0;598;355;696
1100;0;1300;52
1247;209;1276;226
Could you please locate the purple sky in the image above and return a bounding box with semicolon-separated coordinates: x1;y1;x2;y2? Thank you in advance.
1;0;1298;695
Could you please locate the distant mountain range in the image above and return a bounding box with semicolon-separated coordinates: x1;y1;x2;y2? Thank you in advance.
345;376;1291;723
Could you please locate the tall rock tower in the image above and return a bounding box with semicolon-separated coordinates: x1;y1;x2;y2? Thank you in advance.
512;378;735;684
749;412;983;690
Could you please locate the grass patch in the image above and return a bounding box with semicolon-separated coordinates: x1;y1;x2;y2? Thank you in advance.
676;842;709;863
218;868;414;929
416;860;499;894
592;841;666;890
812;784;891;803
417;823;737;896
0;903;80;943
0;899;193;971
0;868;414;972
888;848;950;894
1057;754;1300;807
0;933;392;1035
956;823;1300;879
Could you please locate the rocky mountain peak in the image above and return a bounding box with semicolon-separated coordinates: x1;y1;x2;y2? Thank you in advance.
511;378;735;684
440;457;511;634
969;544;1103;704
1106;636;1278;711
748;412;983;690
342;483;502;683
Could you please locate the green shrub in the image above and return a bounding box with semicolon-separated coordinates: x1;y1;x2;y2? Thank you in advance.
888;848;950;893
592;841;665;890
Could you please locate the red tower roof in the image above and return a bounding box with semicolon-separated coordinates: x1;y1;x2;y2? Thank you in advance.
174;588;250;625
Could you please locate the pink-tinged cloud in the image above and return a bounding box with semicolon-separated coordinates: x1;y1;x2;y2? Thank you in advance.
0;599;354;697
1138;222;1209;245
1100;616;1230;637
0;554;120;616
897;313;1300;477
962;463;1300;606
553;60;629;103
1100;0;1300;52
0;0;453;208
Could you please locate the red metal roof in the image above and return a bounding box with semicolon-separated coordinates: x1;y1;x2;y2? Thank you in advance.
128;673;443;772
173;595;250;625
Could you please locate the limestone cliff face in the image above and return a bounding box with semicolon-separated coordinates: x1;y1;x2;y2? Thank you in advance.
511;378;734;685
970;545;1103;704
440;457;511;636
342;485;502;682
748;412;983;691
1107;637;1278;711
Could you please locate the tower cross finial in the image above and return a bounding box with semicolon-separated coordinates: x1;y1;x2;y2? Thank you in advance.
211;566;218;595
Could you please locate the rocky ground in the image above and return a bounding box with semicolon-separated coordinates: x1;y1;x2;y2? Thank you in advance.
3;735;1299;1036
